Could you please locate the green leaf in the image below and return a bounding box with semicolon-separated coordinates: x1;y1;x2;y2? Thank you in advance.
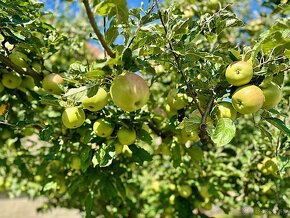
265;117;290;136
39;125;53;141
171;142;181;168
96;0;128;23
138;129;153;144
80;147;93;172
43;181;57;192
105;20;118;45
210;118;236;146
258;125;273;142
130;144;152;165
85;193;93;218
92;143;114;167
64;84;99;102
68;62;87;74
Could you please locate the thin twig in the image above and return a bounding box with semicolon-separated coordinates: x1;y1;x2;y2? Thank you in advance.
83;0;115;58
154;0;203;115
254;56;285;69
200;91;216;132
103;16;107;58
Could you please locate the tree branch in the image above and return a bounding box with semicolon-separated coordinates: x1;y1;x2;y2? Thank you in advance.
154;0;203;115
0;54;42;80
82;0;115;58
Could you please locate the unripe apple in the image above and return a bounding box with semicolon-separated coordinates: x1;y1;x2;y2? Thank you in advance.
216;102;237;121
42;73;64;95
167;89;188;110
225;61;253;86
177;184;192;198
110;73;150;112
82;87;108;111
115;143;124;155
260;82;282;109
20;75;35;90
1;72;22;89
117;126;136;145
62;107;85;129
0;82;4;93
9;51;28;68
70;156;81;171
93;118;114;137
232;85;264;114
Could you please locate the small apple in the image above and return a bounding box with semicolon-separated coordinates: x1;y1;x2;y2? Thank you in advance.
1;72;22;89
20;75;35;90
9;51;28;68
62;107;85;129
22;127;34;136
117;126;136;145
93;118;114;137
216;101;237;121
115;143;124;155
232;85;264;114
70;156;81;171
260;82;282;109
110;73;150;112
225;61;253;86
82;87;108;111
0;82;4;93
167;89;188;110
42;73;64;95
177;184;192;198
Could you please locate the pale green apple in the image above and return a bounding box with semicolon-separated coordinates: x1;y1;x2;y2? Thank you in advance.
82;87;108;111
216;101;237;121
9;51;28;68
62;107;85;129
117;126;136;145
70;156;81;171
232;85;264;114
20;75;35;90
225;61;253;86
177;184;192;198
1;73;22;89
260;82;282;109
93;119;114;137
110;73;150;112
42;73;64;95
167;89;188;110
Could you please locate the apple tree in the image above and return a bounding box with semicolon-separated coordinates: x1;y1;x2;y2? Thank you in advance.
0;0;290;217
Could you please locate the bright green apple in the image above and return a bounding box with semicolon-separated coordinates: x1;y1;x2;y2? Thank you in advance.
110;73;150;112
82;87;108;111
42;73;64;95
167;89;188;110
1;73;22;89
62;107;85;129
178;184;192;198
225;61;253;86
232;85;264;114
117;126;136;145
20;75;35;90
9;51;28;68
216;101;237;121
70;156;81;171
260;82;282;109
93;118;114;137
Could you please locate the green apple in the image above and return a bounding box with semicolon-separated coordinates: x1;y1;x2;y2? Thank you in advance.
9;51;28;68
216;102;237;121
62;107;85;129
225;61;253;86
20;75;35;90
1;72;22;89
22;127;34;136
167;89;188;110
260;82;282;109
177;184;192;198
232;85;264;114
117;126;136;145
70;156;81;171
93;118;114;137
110;73;150;112
115;143;124;155
42;73;64;95
82;87;108;111
0;82;4;92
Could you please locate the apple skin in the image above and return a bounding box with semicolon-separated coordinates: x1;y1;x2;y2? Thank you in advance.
167;89;188;110
177;184;192;198
20;75;35;90
225;61;253;86
232;85;265;114
0;82;4;93
70;156;81;171
9;51;28;68
117;126;136;145
62;107;85;129
110;73;150;112
216;102;237;121
82;87;108;111
1;73;22;89
93;119;114;138
260;82;282;109
42;73;64;95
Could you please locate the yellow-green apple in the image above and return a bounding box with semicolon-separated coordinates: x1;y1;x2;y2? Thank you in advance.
9;51;28;68
225;61;253;86
42;73;64;95
70;156;81;171
1;72;22;89
20;75;35;90
115;143;124;155
62;107;85;129
117;126;136;145
0;82;4;92
216;101;237;121
110;73;150;112
82;87;108;111
232;85;264;114
177;184;192;198
93;119;114;137
260;82;282;109
167;89;188;110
